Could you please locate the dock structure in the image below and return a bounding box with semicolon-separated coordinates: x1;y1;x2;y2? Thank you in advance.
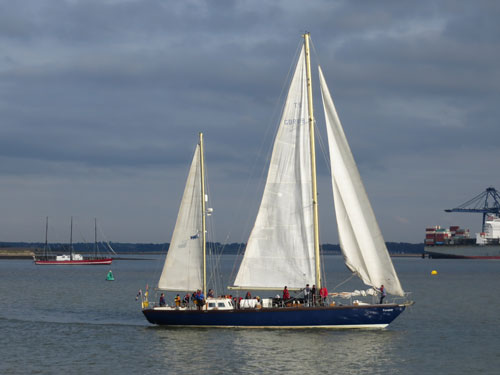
0;247;36;259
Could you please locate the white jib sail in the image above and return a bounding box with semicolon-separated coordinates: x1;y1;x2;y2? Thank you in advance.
158;144;203;291
233;46;316;289
319;66;404;296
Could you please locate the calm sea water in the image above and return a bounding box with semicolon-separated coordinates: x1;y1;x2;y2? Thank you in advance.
0;254;499;374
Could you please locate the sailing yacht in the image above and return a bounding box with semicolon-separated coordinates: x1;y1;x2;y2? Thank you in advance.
34;217;114;265
142;34;412;328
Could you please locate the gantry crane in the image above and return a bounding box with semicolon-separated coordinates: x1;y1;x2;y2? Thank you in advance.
445;187;500;232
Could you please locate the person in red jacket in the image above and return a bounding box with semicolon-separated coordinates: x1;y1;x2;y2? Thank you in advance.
319;286;328;306
283;286;290;303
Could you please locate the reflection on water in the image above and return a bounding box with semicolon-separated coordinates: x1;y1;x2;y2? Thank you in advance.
149;327;404;374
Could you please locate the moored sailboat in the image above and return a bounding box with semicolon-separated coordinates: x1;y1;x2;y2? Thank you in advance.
34;217;114;265
142;34;412;328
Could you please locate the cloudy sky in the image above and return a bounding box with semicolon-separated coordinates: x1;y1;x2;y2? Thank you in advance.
1;0;499;244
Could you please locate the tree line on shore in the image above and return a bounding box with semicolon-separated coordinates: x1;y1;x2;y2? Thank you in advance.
0;241;424;254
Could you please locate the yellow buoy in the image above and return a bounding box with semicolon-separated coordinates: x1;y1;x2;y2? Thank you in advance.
431;270;438;275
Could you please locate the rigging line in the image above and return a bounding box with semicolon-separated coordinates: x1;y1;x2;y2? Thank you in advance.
73;217;92;252
202;167;223;293
319;245;328;287
96;223;117;254
310;34;333;175
205;236;223;292
206;240;224;293
312;113;333;288
45;219;60;247
150;243;168;291
332;274;356;291
227;40;305;285
315;117;333;176
208;250;223;294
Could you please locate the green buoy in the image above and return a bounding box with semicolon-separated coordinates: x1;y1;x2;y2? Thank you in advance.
106;270;115;281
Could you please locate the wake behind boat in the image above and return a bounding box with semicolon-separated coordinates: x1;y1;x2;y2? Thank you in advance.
142;34;412;328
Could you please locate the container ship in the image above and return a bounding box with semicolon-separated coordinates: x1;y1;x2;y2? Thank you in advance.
424;216;500;259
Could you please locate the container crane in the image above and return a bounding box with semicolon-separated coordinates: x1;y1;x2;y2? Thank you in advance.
445;187;500;232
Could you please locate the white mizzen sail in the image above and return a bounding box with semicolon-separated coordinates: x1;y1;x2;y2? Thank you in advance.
233;46;316;289
158;144;203;291
319;67;404;296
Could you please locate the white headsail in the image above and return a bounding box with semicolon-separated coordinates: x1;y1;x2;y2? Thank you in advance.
319;66;404;296
233;46;316;289
158;145;203;291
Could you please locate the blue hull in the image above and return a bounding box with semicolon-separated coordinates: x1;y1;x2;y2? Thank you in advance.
143;304;407;328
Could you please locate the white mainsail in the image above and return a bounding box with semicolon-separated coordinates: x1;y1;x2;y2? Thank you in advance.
233;46;316;289
319;67;404;296
158;144;203;291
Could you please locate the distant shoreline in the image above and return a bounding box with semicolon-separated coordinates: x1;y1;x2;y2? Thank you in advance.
0;247;422;260
0;241;425;258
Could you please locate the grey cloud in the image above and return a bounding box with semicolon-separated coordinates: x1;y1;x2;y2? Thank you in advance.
1;0;499;243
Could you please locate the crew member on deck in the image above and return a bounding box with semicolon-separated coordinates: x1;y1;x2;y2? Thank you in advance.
194;290;205;310
304;284;311;306
379;285;386;304
159;293;166;307
319;286;328;306
283;286;290;304
174;294;181;307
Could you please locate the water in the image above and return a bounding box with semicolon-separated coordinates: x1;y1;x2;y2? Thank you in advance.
1;255;499;374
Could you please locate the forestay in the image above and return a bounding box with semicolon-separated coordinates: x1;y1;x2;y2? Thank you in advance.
158;145;203;291
319;67;404;296
233;46;316;289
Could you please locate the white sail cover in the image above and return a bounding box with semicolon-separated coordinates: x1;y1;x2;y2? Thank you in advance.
319;67;404;296
158;145;203;291
233;46;316;289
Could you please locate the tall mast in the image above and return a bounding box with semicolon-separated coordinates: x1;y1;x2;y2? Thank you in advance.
45;216;48;258
94;218;97;257
199;132;207;298
70;216;73;260
303;32;322;290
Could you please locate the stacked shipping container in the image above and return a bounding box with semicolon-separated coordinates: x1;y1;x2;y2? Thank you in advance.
425;225;470;246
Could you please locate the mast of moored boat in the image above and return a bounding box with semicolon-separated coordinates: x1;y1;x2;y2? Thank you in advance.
44;216;49;259
199;132;207;298
70;216;74;260
303;33;322;290
94;218;97;257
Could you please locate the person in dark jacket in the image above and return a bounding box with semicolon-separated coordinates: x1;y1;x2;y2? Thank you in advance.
311;285;317;306
379;285;386;304
196;290;205;310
